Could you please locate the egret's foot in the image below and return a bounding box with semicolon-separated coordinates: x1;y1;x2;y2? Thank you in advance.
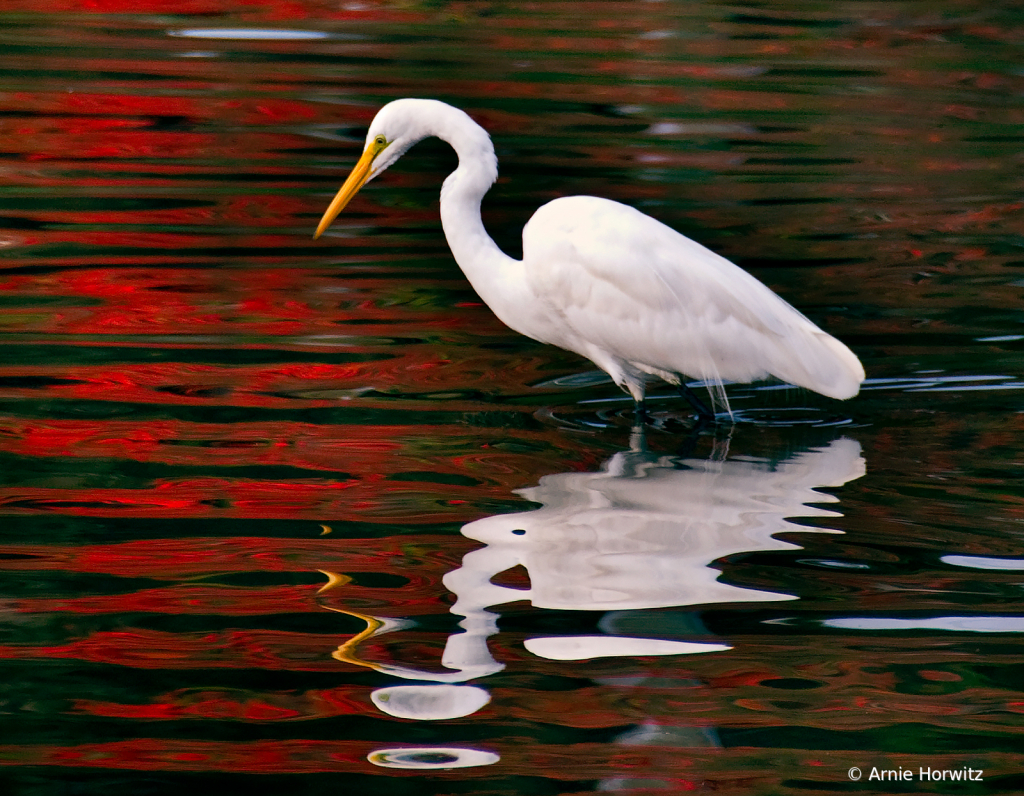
677;383;715;421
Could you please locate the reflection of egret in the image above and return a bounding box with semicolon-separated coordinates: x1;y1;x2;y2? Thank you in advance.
321;435;865;688
448;435;865;665
315;99;864;417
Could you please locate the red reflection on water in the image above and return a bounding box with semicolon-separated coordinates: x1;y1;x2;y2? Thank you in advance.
75;686;372;721
0;628;354;671
1;267;496;335
0;477;520;522
15;584;319;616
2;3;1022;790
0;739;373;774
0;536;472;578
0;0;411;21
0;418;567;487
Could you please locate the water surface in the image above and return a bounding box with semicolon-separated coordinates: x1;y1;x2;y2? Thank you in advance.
1;3;1023;794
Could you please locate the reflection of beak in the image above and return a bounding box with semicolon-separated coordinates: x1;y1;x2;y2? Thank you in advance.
314;146;376;239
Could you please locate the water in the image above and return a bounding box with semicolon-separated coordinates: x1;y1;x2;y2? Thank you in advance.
1;3;1023;793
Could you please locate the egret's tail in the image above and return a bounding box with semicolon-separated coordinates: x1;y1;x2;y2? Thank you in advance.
769;331;864;401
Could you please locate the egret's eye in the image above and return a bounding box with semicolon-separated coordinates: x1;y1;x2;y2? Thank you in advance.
373;134;387;147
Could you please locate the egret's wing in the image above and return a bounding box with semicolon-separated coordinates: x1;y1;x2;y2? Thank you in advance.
522;196;863;400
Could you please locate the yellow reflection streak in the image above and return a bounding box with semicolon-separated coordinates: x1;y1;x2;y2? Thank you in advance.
317;569;387;672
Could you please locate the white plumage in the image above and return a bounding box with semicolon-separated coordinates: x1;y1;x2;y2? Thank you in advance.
315;99;864;417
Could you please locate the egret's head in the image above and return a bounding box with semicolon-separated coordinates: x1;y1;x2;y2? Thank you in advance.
314;99;455;239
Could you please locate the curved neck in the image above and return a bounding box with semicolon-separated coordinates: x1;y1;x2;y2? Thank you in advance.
433;114;520;285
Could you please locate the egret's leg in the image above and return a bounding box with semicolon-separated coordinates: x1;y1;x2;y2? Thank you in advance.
633;398;648;426
677;383;714;420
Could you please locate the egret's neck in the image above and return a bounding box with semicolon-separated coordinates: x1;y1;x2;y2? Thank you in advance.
435;119;520;293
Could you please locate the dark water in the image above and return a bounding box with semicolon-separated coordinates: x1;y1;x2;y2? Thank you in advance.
2;2;1023;794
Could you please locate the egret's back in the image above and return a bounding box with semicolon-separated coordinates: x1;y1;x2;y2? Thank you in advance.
521;196;864;403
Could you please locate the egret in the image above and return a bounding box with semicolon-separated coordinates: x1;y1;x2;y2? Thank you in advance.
314;99;864;419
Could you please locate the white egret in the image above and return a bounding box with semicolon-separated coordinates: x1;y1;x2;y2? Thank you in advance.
314;99;864;419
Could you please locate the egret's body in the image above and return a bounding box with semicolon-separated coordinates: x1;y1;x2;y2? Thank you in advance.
315;99;864;416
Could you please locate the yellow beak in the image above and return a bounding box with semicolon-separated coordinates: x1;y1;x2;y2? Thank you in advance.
313;146;376;239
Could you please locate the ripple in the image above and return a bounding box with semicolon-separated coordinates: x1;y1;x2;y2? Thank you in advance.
824;616;1024;633
941;555;1024;571
524;636;731;661
168;29;337;41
